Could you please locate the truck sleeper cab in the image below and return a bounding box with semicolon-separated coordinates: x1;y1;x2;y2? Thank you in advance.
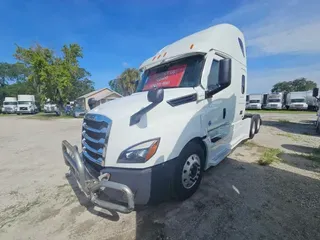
62;24;261;213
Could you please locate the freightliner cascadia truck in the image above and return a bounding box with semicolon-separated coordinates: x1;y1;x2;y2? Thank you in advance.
62;23;262;213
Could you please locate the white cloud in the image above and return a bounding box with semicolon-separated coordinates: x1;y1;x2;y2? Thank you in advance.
213;0;320;57
122;62;129;67
248;63;320;93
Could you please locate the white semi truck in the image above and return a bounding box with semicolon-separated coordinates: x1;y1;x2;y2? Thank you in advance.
62;24;262;213
17;95;38;114
266;92;287;109
43;99;60;115
1;97;18;114
286;91;318;111
246;94;263;109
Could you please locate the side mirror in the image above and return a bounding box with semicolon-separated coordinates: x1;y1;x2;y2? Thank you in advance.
312;88;319;97
218;58;232;87
88;98;97;110
147;88;164;104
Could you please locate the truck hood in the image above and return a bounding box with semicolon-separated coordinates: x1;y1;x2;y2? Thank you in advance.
89;88;197;120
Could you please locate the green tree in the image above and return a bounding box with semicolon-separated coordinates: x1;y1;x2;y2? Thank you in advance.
271;78;317;93
0;62;29;86
109;68;140;96
13;43;92;105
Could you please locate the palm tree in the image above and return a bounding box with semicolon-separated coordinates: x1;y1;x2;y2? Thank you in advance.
119;68;140;96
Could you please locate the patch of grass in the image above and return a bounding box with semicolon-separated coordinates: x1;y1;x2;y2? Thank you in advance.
278;119;291;123
258;148;283;166
246;110;315;114
276;133;301;142
23;112;74;120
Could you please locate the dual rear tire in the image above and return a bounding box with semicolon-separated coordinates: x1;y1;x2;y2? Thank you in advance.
249;115;261;139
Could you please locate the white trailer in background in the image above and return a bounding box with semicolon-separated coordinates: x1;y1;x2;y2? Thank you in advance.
1;97;18;113
266;92;286;109
17;95;38;114
287;91;318;111
62;23;262;213
246;94;263;109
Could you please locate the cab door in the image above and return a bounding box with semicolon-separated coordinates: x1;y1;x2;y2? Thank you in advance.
201;52;234;166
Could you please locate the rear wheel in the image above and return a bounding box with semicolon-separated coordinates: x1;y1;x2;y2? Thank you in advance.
249;118;256;139
255;116;261;134
173;141;204;201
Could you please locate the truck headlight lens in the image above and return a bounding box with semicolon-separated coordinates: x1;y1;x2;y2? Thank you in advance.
117;138;160;163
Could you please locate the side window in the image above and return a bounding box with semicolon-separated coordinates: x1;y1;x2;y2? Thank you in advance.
238;38;245;58
207;60;220;90
241;75;245;94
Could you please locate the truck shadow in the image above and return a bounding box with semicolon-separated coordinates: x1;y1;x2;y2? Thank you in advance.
262;120;318;136
133;158;320;240
279;144;320;172
66;173;120;222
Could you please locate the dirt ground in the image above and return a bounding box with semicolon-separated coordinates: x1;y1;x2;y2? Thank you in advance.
0;113;319;240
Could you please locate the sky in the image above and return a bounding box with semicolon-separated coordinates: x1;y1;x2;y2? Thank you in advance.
1;0;320;94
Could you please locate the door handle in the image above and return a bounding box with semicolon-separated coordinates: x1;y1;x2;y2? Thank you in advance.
223;108;226;119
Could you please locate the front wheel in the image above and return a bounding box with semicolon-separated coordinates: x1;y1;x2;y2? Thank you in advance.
173;141;204;201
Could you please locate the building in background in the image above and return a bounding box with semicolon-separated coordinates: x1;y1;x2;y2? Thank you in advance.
75;88;122;112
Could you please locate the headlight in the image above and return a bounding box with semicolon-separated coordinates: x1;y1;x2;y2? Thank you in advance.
117;138;160;163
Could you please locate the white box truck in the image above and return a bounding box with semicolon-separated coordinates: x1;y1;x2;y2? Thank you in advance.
17;95;38;114
61;24;262;213
246;94;263;109
287;91;318;111
1;97;18;114
266;92;287;109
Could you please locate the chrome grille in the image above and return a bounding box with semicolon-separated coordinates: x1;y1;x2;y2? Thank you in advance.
82;114;111;166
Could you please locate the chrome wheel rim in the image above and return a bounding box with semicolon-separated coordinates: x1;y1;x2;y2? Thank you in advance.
182;154;201;189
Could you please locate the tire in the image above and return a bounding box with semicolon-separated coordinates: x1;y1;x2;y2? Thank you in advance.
255;116;261;134
316;122;320;134
173;141;204;201
249;117;256;139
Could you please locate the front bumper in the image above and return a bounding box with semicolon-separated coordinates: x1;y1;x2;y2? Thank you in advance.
289;105;308;110
62;140;134;213
62;140;176;213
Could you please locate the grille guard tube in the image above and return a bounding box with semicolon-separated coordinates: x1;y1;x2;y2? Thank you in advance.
62;140;135;214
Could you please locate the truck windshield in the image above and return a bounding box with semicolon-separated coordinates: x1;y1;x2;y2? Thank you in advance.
249;100;260;103
268;99;280;103
18;101;32;104
4;102;17;105
136;55;204;92
291;99;305;103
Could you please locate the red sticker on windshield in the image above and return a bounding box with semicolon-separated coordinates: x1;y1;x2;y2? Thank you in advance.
143;64;187;91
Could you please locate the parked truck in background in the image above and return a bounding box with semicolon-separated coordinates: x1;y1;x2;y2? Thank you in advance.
62;24;262;213
43;99;60;116
266;92;287;110
246;94;263;109
1;97;18;114
287;91;318;111
17;95;38;114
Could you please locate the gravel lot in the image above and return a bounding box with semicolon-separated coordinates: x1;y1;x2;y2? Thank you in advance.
0;113;319;240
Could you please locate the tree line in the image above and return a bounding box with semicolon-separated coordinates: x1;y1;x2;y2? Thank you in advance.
271;78;317;93
0;43;94;105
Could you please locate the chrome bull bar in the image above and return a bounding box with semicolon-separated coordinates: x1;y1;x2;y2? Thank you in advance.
62;140;134;213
